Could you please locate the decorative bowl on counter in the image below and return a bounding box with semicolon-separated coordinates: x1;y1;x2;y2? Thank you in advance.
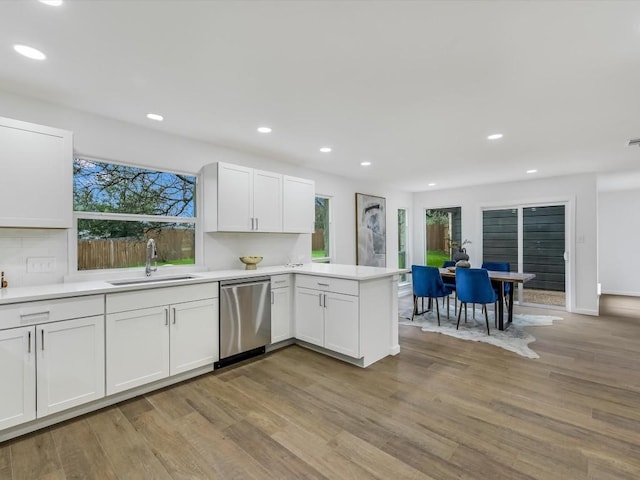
239;256;263;270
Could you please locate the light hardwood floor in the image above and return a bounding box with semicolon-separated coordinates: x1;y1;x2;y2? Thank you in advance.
1;299;640;479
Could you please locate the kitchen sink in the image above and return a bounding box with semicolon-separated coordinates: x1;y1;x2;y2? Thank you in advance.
108;275;198;286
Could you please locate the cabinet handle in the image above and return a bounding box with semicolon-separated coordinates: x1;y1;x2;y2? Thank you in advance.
20;310;50;320
319;293;323;307
28;331;31;353
324;294;327;308
318;282;329;287
41;329;45;350
251;217;255;230
271;291;275;305
255;218;259;230
172;307;176;324
165;308;169;326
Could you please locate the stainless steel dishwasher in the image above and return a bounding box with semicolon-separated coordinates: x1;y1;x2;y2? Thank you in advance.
215;276;271;368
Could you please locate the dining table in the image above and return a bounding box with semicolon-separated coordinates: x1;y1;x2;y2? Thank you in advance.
439;267;536;330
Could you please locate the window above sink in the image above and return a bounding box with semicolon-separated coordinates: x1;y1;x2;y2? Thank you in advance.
71;157;199;274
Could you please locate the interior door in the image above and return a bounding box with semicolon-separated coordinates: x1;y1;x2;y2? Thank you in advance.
482;204;566;308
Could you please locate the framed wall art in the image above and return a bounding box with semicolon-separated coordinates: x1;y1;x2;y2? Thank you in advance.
355;192;386;267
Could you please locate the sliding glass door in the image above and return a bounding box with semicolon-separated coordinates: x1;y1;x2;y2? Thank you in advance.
522;206;565;306
482;204;566;307
482;208;519;301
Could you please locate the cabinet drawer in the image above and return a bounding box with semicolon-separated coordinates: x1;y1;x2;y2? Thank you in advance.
0;295;104;330
107;282;218;314
295;275;358;296
271;274;291;289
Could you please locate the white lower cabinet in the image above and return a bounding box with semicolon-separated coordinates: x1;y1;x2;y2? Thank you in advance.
323;293;360;358
0;326;36;430
0;309;104;430
170;299;219;375
106;283;218;395
295;275;360;358
36;315;105;417
106;306;170;395
271;275;292;344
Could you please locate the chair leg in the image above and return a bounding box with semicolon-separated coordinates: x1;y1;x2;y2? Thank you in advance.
483;304;490;335
464;304;468;323
446;296;450;320
435;299;440;326
473;303;476;319
412;295;417;321
457;302;464;329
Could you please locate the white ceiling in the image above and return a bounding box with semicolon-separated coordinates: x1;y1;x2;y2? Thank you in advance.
2;0;640;192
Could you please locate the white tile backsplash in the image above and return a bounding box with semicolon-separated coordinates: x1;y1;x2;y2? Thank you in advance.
0;228;68;287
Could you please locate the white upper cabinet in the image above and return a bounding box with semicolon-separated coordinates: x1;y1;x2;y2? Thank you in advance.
283;175;315;233
0;116;72;228
202;162;313;234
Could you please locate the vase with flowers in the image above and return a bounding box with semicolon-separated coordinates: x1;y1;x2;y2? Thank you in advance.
449;239;472;268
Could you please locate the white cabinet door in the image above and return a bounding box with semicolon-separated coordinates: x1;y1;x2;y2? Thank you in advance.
0;117;72;228
36;315;105;417
0;326;36;430
217;162;253;231
170;299;218;375
271;287;292;343
106;306;170;395
324;292;360;358
294;287;324;347
253;169;282;232
283;175;315;233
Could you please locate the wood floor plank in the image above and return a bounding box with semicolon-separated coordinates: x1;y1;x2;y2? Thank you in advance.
86;407;173;480
224;419;328;479
0;444;12;480
9;431;65;480
123;407;221;479
329;430;436;480
176;411;270;479
49;418;118;480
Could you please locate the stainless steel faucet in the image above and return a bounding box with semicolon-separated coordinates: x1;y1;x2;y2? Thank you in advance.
145;238;158;276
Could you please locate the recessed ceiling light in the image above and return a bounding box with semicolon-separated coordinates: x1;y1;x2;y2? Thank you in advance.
39;0;63;6
487;133;503;140
146;113;163;122
13;44;46;60
319;147;332;153
360;161;371;166
526;169;537;174
428;183;436;187
257;126;272;133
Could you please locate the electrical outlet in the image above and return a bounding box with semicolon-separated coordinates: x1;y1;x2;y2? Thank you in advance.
26;257;56;273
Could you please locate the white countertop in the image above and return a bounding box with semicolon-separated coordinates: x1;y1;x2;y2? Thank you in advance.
0;263;406;305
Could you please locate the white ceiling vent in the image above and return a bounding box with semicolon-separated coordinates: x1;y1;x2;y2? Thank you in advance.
628;139;640;147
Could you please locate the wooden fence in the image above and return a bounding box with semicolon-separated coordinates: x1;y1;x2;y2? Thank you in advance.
426;224;449;251
312;228;325;251
78;229;195;270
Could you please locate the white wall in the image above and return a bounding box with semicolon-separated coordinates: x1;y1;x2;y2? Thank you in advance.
0;90;411;282
412;174;599;315
598;189;640;296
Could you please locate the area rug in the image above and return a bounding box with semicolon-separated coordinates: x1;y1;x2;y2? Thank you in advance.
399;304;562;359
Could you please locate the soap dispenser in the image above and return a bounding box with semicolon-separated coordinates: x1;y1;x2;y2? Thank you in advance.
1;271;7;288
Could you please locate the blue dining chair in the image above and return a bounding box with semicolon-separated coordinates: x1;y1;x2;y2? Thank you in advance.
482;261;511;322
455;268;497;335
411;265;454;325
442;261;457;315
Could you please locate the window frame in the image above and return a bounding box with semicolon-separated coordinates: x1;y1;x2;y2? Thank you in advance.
312;194;333;263
70;156;202;275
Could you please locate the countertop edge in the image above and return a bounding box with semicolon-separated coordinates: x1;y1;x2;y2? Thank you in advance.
0;264;407;306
